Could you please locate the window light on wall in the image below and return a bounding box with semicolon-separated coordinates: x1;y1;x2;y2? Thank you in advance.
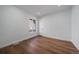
28;19;36;32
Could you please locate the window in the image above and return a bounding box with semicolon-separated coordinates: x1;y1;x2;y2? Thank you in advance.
28;19;36;32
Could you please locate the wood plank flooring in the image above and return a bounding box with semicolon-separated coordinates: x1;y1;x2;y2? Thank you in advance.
0;35;79;54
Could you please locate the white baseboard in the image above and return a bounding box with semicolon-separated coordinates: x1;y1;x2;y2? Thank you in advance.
0;34;38;48
71;40;79;51
40;34;71;42
40;34;79;50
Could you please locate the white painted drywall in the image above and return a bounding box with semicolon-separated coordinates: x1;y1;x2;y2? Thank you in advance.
71;6;79;50
0;7;3;41
39;9;71;41
0;6;38;48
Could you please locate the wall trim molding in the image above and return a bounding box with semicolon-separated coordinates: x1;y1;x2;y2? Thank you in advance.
0;34;39;49
40;34;71;41
71;40;79;51
1;34;78;52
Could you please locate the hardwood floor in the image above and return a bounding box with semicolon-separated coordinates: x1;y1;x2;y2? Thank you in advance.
0;35;79;54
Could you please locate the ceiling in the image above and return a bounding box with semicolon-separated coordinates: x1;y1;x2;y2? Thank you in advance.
15;5;72;18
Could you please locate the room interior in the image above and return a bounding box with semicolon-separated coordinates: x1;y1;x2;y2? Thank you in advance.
0;5;79;54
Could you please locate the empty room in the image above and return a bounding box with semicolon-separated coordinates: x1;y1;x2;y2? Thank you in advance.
0;5;79;54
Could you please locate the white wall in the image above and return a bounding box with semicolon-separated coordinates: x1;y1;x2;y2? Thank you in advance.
71;6;79;50
39;9;71;41
0;6;38;48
